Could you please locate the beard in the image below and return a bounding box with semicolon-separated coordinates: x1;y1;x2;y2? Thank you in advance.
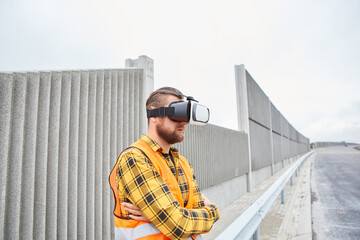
156;120;185;145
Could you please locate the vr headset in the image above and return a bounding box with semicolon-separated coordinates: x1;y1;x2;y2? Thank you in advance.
147;92;210;126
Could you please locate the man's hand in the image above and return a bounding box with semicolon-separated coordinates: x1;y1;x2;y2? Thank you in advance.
201;194;214;207
122;202;150;222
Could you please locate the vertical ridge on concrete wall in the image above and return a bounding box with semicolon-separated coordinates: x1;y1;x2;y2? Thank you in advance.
0;68;146;240
46;72;61;240
58;71;71;240
20;72;39;239
94;70;104;240
77;71;89;240
0;73;12;239
6;73;27;239
108;70;118;239
68;71;80;240
33;72;51;240
85;71;95;240
102;70;111;239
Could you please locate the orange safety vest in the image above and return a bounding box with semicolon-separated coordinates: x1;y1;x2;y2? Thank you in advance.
109;138;201;240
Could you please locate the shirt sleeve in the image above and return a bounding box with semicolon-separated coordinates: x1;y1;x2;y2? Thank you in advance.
117;149;220;240
188;164;220;223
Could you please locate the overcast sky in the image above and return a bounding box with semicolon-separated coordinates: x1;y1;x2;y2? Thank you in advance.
1;0;359;143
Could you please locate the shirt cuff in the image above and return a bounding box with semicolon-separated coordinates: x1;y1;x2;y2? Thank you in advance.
205;204;220;223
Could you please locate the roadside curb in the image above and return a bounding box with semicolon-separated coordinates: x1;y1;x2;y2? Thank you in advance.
260;154;314;240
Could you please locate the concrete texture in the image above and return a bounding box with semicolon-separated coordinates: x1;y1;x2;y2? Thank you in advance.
271;102;281;135
273;133;283;164
201;175;248;210
249;120;272;170
246;70;271;129
0;63;149;240
126;55;154;126
176;124;249;191
252;165;273;189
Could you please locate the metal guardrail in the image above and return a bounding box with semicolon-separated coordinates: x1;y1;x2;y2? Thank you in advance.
215;151;314;240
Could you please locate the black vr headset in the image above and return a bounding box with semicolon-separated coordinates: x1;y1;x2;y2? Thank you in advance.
146;91;210;126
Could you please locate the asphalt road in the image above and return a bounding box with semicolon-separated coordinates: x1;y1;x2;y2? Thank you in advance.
311;146;360;240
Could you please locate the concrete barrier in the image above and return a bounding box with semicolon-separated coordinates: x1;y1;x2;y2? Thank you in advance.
235;64;309;190
175;124;249;209
0;65;148;239
0;56;309;239
313;141;352;148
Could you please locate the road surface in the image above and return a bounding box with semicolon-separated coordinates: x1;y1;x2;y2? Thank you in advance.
311;146;360;239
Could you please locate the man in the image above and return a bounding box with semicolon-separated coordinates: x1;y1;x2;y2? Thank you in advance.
109;87;220;240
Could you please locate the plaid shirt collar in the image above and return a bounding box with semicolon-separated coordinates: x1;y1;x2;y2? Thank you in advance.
141;135;179;154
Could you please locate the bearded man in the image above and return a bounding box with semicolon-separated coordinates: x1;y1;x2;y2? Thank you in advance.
109;87;220;240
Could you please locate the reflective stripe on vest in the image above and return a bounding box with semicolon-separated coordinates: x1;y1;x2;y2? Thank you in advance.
114;222;160;240
114;223;203;240
109;138;199;240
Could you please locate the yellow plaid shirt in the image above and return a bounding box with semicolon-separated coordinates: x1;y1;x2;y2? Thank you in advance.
116;135;220;239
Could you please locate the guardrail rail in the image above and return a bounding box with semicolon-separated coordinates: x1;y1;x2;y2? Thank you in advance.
215;151;314;240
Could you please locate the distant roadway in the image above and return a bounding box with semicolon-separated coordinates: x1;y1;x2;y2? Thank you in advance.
311;146;360;239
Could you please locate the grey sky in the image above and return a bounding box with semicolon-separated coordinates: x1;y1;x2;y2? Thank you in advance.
1;0;359;143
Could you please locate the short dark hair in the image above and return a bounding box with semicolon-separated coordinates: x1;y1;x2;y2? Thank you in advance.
146;87;183;110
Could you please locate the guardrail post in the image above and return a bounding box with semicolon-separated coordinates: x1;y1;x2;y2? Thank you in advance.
290;176;293;186
281;189;285;204
252;227;260;240
295;169;298;177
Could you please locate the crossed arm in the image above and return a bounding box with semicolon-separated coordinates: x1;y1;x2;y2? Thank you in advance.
123;194;215;222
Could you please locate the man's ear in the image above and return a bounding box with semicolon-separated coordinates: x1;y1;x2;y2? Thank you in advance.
148;106;157;124
149;117;157;124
